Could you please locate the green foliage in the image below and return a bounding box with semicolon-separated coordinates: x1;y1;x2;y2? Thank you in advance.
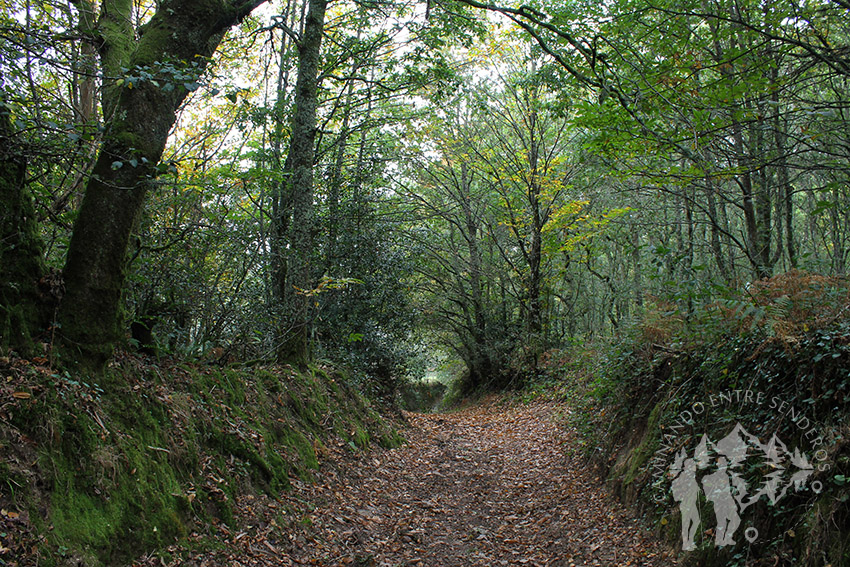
567;272;850;565
397;377;448;411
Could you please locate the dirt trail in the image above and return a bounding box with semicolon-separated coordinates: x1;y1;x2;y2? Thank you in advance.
274;398;675;566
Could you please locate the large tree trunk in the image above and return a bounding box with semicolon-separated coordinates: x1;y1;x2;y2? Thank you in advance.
57;0;265;371
276;0;328;365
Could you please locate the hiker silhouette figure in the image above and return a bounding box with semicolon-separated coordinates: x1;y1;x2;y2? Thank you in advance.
670;450;700;551
702;456;741;546
669;423;816;551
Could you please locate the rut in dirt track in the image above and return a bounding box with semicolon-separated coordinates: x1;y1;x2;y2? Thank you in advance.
283;398;676;566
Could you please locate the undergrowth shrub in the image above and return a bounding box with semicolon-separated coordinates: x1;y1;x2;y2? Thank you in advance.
566;271;850;567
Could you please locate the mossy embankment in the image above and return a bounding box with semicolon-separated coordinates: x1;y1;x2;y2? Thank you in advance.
548;271;850;566
0;353;401;566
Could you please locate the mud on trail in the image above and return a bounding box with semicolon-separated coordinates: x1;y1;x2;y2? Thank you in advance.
145;398;675;566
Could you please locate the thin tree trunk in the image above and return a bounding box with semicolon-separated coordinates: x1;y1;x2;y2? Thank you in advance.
772;87;795;268
731;117;771;279
830;185;846;274
752;111;774;277
704;175;731;282
525;100;544;372
325;75;356;269
0;100;50;355
268;0;297;308
459;161;492;385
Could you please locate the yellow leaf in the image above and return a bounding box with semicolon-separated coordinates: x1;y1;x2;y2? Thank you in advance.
12;391;31;399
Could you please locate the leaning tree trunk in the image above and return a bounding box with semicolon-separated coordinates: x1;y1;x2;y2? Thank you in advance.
57;0;265;371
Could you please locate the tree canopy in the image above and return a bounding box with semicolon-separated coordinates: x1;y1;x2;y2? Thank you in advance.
1;0;848;386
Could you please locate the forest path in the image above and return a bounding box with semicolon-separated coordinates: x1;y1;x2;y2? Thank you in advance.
276;397;675;566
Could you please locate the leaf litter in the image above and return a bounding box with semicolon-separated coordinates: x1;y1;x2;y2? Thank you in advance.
137;396;675;566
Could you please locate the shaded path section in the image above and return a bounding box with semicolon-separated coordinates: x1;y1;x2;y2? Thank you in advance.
281;398;675;566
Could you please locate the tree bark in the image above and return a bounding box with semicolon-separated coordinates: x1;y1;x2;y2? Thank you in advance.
771;77;795;269
276;0;328;365
57;0;266;370
731;116;771;280
703;175;731;283
458;161;495;388
525;106;544;373
0;99;50;356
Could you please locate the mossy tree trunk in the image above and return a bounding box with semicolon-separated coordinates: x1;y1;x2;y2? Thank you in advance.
57;0;266;371
275;0;328;366
0;98;50;356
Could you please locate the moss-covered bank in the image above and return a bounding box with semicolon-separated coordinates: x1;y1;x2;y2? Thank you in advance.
0;353;401;566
